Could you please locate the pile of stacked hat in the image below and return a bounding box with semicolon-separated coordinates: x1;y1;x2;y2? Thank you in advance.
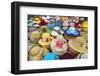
28;15;88;61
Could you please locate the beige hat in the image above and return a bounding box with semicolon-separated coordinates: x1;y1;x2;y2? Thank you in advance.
29;50;43;61
80;32;88;40
29;46;42;56
31;50;43;60
29;46;43;61
30;31;41;43
31;31;41;39
68;37;87;53
41;47;49;56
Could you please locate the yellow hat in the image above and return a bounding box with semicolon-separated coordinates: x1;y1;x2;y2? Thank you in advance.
31;31;41;39
82;21;88;31
38;33;52;48
61;16;65;22
42;33;50;38
34;17;40;23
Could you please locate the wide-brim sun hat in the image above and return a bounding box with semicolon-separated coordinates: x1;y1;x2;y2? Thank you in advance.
68;37;87;54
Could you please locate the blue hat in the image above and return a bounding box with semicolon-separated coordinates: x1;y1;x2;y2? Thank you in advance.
64;27;80;37
43;52;59;60
47;22;55;30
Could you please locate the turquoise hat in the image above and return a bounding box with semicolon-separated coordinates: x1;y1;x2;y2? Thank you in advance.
43;52;59;60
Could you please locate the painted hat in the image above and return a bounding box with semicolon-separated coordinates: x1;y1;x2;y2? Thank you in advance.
50;36;68;55
38;33;53;48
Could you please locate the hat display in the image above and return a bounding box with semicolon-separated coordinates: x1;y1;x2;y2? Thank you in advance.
28;15;88;61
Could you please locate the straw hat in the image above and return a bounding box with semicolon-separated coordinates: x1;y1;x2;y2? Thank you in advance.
30;31;41;43
80;32;88;40
68;37;87;53
29;46;42;56
41;47;49;56
29;46;43;61
31;31;41;39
